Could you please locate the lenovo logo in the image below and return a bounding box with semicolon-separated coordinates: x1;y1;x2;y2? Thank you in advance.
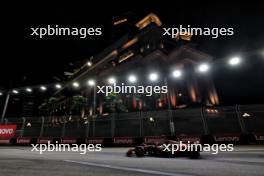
0;128;14;134
0;125;17;138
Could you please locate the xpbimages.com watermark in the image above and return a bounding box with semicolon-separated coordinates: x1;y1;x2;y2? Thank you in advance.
30;25;102;39
162;141;234;154
97;83;168;96
31;141;102;154
163;25;234;39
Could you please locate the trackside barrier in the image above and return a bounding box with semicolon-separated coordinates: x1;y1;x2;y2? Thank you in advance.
176;134;201;143
254;133;264;144
1;134;264;146
37;137;53;144
143;136;167;144
0;138;11;144
16;137;31;145
113;137;134;146
255;134;264;141
85;137;104;144
61;138;77;144
239;133;256;144
213;134;240;143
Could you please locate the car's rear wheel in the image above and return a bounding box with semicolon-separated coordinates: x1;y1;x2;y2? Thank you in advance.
135;146;145;157
147;146;157;156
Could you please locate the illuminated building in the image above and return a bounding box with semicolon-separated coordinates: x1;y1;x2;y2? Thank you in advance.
56;13;219;115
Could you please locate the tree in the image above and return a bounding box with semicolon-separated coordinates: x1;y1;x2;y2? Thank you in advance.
103;92;128;113
38;97;59;116
70;95;87;116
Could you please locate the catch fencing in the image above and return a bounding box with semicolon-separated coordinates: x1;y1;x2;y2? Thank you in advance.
2;104;264;138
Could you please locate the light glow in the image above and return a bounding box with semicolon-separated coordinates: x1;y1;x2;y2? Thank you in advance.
55;84;62;89
149;72;159;82
198;63;210;73
12;90;19;94
229;57;241;66
108;77;116;84
172;70;182;78
26;88;32;92
87;61;92;67
40;86;47;91
87;79;95;86
128;75;137;83
72;82;79;88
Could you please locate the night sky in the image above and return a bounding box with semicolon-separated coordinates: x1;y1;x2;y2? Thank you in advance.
1;1;264;105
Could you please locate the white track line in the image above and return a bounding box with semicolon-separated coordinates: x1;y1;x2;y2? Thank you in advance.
64;160;195;176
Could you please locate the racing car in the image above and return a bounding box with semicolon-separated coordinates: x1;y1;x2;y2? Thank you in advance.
126;140;200;159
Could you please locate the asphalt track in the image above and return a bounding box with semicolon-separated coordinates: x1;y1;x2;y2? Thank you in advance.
0;146;263;176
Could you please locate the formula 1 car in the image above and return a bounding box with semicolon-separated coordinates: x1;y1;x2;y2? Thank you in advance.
126;140;200;159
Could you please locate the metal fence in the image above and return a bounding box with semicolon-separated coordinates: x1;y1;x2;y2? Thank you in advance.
2;104;264;138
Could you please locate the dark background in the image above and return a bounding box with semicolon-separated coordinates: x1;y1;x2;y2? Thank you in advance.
1;0;264;105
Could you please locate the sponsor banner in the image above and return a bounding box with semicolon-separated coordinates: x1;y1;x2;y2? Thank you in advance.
214;134;240;142
177;134;201;143
113;137;134;145
37;137;53;144
16;137;31;144
0;139;11;144
254;134;264;141
0;125;17;138
86;138;104;144
61;138;77;144
144;136;167;144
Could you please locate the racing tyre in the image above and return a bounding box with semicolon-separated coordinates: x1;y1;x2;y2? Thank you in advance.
135;146;145;157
